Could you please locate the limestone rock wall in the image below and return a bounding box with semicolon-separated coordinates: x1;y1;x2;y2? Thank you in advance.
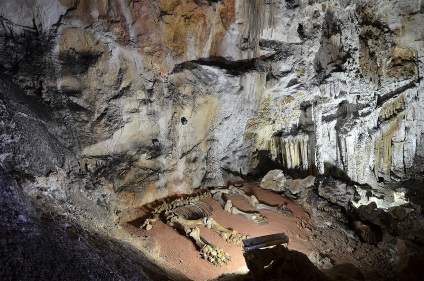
0;0;423;210
253;0;424;186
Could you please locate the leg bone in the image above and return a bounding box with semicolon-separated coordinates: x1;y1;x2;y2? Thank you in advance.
204;217;248;246
168;217;231;266
225;200;268;225
190;227;231;266
249;194;293;217
212;192;227;208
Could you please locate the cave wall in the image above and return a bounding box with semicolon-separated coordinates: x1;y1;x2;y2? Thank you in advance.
0;0;423;209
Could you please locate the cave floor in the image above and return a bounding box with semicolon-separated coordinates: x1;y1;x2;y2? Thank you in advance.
123;183;395;281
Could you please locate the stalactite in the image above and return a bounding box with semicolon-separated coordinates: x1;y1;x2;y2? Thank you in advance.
290;140;298;167
375;94;406;178
374;113;404;178
283;138;291;168
379;94;405;120
302;138;308;170
244;0;276;54
276;134;310;171
313;103;324;174
329;33;341;60
268;137;278;161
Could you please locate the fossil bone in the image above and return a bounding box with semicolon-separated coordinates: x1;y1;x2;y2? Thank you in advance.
212;185;294;223
224;200;268;225
140;184;292;265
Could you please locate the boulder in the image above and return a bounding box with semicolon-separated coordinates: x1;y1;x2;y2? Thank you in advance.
318;177;357;210
309;251;333;270
285;175;316;198
260;169;287;192
388;206;414;221
324;263;365;281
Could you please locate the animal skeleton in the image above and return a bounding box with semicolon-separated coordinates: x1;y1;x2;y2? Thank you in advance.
141;184;293;266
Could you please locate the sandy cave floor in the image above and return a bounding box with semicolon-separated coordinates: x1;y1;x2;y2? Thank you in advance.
124;183;394;281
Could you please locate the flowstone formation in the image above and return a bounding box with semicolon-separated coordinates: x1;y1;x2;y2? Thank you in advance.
1;0;423;206
1;0;424;280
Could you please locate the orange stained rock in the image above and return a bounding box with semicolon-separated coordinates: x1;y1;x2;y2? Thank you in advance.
219;0;236;30
58;0;238;74
160;1;208;55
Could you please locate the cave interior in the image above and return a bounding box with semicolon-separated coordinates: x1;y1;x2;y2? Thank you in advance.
1;0;424;281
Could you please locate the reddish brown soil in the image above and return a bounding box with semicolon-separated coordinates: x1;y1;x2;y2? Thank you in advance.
124;183;314;281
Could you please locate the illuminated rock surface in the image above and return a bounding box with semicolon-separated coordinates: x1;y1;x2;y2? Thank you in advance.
1;0;424;280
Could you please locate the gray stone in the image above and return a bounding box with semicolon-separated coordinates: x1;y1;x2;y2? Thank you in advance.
0;0;423;278
285;175;316;197
318;177;356;210
260;169;287;192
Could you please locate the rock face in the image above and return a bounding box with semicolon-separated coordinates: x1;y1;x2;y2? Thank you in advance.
318;177;357;209
1;3;424;281
0;0;423;240
0;166;172;281
0;0;423;206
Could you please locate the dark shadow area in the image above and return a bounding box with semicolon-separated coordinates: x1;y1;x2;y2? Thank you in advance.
171;42;294;76
322;162;352;182
283;166;317;179
59;50;102;76
172;56;262;75
246;150;283;180
376;80;416;107
0;167;187;281
401;179;424;210
215;272;253;281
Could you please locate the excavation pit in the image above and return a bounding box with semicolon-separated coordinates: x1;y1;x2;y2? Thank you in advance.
125;183;312;280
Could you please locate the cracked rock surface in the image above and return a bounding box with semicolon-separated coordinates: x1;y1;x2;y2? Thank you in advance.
1;0;424;280
1;0;423;204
